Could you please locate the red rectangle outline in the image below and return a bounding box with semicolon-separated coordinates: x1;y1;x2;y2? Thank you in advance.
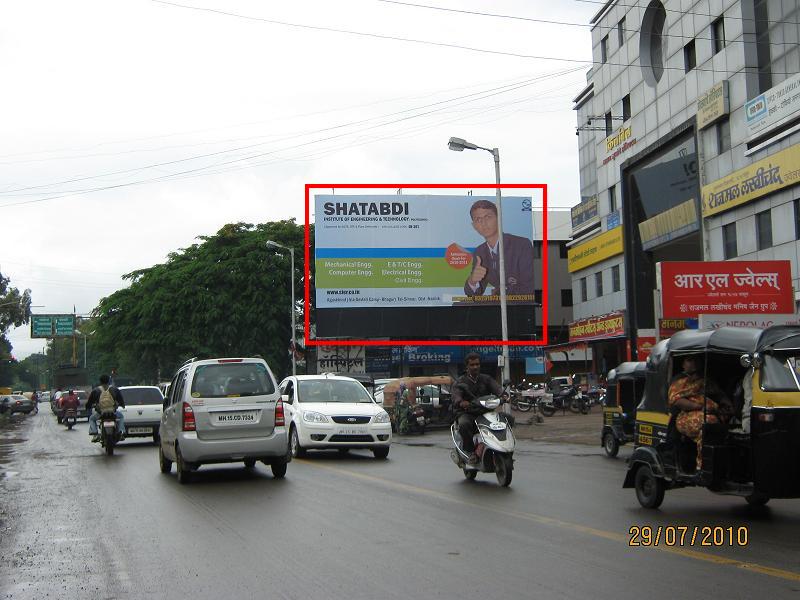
304;183;549;347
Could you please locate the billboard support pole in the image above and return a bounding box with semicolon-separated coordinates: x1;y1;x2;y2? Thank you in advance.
492;148;511;385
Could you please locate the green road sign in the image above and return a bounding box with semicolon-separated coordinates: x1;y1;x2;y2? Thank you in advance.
54;316;75;336
31;315;54;338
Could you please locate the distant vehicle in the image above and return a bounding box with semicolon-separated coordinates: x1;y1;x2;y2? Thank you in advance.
159;357;289;483
2;394;35;415
118;386;164;443
39;391;51;403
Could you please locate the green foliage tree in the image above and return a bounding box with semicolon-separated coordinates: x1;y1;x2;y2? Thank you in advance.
91;221;313;383
0;272;32;386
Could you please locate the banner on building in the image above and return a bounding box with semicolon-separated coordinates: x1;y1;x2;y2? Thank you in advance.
637;333;657;360
316;345;365;373
315;194;537;308
698;313;800;330
569;311;625;342
696;81;729;130
658;318;699;338
567;227;624;273
701;142;800;217
571;196;599;229
658;261;794;318
745;72;800;139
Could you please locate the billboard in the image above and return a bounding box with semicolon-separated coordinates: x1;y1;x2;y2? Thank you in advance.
658;261;794;318
315;194;536;309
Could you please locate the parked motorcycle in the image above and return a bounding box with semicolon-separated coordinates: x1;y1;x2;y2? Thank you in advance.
450;393;515;487
97;411;122;455
62;407;77;430
539;385;587;416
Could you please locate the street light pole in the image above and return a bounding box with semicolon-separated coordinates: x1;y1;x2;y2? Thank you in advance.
266;241;297;377
448;137;511;384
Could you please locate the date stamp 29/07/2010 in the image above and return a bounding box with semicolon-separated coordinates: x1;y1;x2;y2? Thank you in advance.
629;526;749;547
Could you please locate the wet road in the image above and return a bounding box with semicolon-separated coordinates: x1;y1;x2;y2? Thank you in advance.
2;411;800;599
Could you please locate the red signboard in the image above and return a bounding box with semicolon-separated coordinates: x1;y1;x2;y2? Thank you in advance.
660;261;794;318
637;336;657;360
569;312;625;342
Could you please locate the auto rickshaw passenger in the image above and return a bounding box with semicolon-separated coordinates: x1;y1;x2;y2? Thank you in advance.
668;357;732;471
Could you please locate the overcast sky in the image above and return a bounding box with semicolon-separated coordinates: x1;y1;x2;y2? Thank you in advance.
2;0;597;358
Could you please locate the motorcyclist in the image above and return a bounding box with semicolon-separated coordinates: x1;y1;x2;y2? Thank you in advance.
451;352;503;464
86;375;126;443
60;390;80;422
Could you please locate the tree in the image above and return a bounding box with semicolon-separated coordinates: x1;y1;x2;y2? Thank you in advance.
0;272;32;385
91;220;313;383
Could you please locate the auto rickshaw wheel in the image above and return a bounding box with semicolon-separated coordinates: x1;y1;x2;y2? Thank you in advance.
463;468;477;480
634;465;665;509
603;432;619;458
745;492;770;506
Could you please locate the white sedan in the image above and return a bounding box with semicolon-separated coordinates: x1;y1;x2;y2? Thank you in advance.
117;386;164;443
279;375;392;459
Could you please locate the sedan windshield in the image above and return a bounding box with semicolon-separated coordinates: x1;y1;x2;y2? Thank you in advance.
761;353;800;392
122;388;164;405
297;379;374;403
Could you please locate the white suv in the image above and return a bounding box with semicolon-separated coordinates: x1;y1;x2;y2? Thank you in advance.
279;374;392;459
159;357;290;483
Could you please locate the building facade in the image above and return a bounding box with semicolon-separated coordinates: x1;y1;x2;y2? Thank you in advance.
570;0;800;373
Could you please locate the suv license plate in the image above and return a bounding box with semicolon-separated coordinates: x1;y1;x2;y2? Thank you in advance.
215;412;257;424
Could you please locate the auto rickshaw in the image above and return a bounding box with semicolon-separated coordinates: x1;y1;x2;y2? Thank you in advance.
381;376;453;434
624;326;800;508
601;361;646;458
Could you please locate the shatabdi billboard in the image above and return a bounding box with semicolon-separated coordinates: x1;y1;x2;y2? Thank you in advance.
314;194;536;309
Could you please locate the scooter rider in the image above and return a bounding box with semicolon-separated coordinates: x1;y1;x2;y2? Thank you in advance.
86;374;126;442
452;352;503;464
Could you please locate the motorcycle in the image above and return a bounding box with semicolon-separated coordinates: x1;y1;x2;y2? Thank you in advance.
62;407;77;430
450;393;515;487
539;385;588;416
97;411;122;455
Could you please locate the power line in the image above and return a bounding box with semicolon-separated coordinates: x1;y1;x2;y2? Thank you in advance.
375;0;797;47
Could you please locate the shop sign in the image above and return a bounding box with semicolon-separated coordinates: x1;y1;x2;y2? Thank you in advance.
659;260;794;318
571;196;599;229
696;81;729;130
638;198;699;250
745;72;800;139
317;345;365;373
701;142;800;217
603;125;637;165
606;210;621;229
658;318;698;338
569;312;625;342
567;227;624;273
698;313;800;330
637;336;657;360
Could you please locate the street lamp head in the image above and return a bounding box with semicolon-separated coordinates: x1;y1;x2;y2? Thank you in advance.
266;240;283;249
448;136;478;152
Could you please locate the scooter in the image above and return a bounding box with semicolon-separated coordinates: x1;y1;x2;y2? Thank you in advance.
450;394;515;487
62;408;77;430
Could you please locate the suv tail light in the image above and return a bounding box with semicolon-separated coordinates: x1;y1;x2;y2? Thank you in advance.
275;399;285;427
182;402;196;431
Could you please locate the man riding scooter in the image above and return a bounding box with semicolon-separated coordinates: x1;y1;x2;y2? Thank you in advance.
86;375;127;443
452;352;504;464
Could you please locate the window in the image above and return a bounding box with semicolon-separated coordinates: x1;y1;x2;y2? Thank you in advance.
559;241;568;259
716;117;730;154
561;288;573;307
612;265;621;292
580;278;587;302
684;40;696;72
609;185;617;212
534;289;543;305
601;35;608;63
622;94;631;122
723;222;738;259
641;0;666;85
795;199;800;240
617;17;625;47
756;210;773;250
595;272;604;297
712;17;725;54
533;240;542;258
755;0;771;92
605;111;613;136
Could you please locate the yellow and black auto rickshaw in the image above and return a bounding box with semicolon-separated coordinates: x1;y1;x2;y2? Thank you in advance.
624;326;800;508
601;361;646;458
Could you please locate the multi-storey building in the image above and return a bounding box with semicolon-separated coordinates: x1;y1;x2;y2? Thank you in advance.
569;0;800;373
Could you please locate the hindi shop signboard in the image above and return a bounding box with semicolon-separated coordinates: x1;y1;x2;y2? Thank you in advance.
316;345;365;373
658;261;794;318
569;311;625;342
314;195;538;309
571;196;599;229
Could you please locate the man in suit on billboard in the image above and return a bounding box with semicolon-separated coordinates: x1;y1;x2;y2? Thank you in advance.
464;199;534;298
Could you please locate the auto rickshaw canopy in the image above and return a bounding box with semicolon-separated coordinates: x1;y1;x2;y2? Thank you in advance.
381;376;453;408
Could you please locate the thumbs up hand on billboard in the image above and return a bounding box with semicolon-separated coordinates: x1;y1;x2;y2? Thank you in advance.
468;255;487;286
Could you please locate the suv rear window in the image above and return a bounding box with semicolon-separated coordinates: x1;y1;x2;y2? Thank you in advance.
191;363;275;398
122;388;164;405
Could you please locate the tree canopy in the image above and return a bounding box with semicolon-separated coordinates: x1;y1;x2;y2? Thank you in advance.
91;220;313;383
0;272;32;385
